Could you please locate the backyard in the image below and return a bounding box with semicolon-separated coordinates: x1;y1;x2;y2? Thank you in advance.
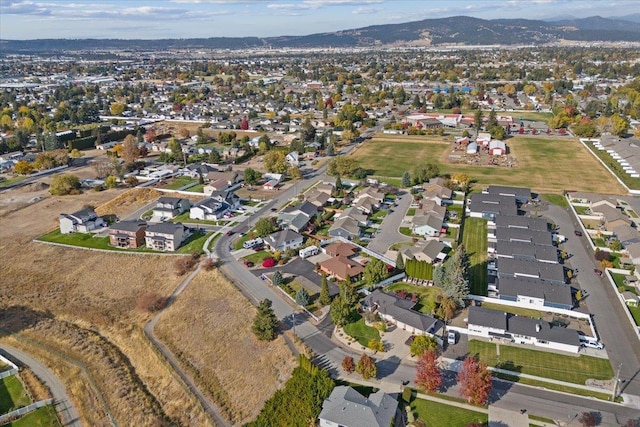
386;283;442;314
163;176;199;190
409;397;488;427
2;405;61;427
0;375;31;414
468;340;613;384
350;135;625;194
461;217;488;295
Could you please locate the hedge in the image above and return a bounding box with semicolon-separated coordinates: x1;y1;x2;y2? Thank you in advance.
67;136;97;150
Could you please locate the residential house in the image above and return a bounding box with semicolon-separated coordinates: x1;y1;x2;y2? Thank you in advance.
108;220;147;249
338;206;369;227
411;201;446;238
319;256;364;281
508;314;581;353
264;229;304;252
400;239;448;264
493;240;558;264
184;163;218;179
468;193;517;219
145;223;187;252
494;227;553;246
59;208;105;234
496;257;565;285
318;386;398;427
422;179;452;205
497;276;573;310
190;198;230;221
203;171;241;193
305;188;331;207
316;182;335;195
591;203;630;232
485;185;531;203
328;216;361;240
209;190;241;210
263;179;279;191
494;215;549;232
285;151;299;167
324;241;358;258
362;290;443;341
152;197;191;221
278;201;318;233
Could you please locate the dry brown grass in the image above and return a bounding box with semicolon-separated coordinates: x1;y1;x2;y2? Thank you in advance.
155;269;296;425
19;367;52;401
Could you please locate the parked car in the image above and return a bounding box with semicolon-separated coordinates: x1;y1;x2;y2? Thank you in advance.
574;230;583;236
594;268;603;276
447;331;457;345
582;340;604;350
225;230;234;236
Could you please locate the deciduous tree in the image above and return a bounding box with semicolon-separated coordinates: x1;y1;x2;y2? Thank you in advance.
363;257;388;286
355;354;377;380
13;160;33;175
457;356;492;406
342;356;355;374
415;350;442;393
121;134;139;166
254;217;278;237
50;174;81;196
263;150;288;174
244;167;261;186
410;335;438;357
252;299;279;341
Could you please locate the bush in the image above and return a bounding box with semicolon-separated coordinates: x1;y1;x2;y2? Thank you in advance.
105;175;118;188
262;258;276;268
341;356;355;374
136;293;168;313
174;254;198;275
49;173;81;195
201;258;216;271
595;249;611;262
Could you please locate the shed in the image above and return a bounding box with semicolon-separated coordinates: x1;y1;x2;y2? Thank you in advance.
466;142;478;154
489;140;506;156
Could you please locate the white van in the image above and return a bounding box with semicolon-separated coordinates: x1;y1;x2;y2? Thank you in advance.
243;237;263;249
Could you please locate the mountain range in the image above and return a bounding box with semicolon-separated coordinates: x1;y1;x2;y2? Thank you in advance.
1;15;639;53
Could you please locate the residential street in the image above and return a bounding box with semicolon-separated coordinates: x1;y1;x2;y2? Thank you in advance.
544;203;640;396
367;190;414;254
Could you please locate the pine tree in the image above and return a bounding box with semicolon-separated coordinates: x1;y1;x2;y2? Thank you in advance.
319;274;331;305
401;171;411;187
295;288;310;306
271;270;284;287
252;299;279;341
395;251;405;271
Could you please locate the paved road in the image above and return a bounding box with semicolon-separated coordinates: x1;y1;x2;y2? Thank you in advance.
545;204;640;396
0;344;82;427
367;191;413;254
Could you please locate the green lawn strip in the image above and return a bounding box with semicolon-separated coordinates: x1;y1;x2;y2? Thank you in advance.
492;372;615;401
468;340;613;384
528;414;556;425
242;200;260;207
409;397;488;427
189;184;204;193
207;233;221;252
611;273;638;294
343;316;380;347
370;210;387;221
628;306;640;326
0;176;28;188
176;231;212;254
164;176;198;190
0;375;32;413
3;404;61;427
399;227;416;237
241;250;272;265
386;283;441;314
461;217;488;295
444;227;458;240
389;241;413;251
584;141;640;190
574;206;589;215
626;209;639;219
406;208;416;216
592;238;606;247
540;193;569;208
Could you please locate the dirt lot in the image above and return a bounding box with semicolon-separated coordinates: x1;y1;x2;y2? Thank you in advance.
0;185;294;426
155;269;296;425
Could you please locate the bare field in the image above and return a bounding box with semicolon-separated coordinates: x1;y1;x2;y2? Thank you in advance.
351;135;625;194
155;269;296;425
0;189;213;425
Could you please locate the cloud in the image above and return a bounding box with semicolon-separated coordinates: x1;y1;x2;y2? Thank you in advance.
352;6;382;14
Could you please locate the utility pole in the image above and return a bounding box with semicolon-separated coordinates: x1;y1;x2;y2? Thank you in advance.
612;363;622;400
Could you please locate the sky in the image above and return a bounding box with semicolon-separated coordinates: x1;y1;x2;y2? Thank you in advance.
0;0;637;40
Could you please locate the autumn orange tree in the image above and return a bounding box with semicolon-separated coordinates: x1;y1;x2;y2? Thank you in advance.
355;354;377;380
457;356;492;406
415;350;441;393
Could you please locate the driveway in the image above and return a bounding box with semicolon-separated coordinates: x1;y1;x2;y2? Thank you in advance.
543;203;640;396
367;191;414;254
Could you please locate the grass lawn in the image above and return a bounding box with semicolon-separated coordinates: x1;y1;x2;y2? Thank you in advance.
406;208;416;216
343;316;380;347
461;217;488;295
444;227;458;240
626;209;639;219
399;227;416;237
189;184;204;193
386;283;442;314
468;340;613;384
0;362;11;373
492;372;615;401
628;305;640;326
241;250;272;265
410;398;488;427
574;206;590;215
233;230;260;250
584;141;640;190
351;135;625;194
370;210;388;222
0;375;32;414
0;175;28;188
164;176;198;190
3;405;61;427
541;193;569;208
242;200;260;207
37;229;210;254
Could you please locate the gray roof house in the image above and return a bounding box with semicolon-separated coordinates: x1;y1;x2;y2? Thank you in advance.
209;190;241;209
496;257;565;285
468;193;517;219
469;306;582;354
278;201;318;233
494;215;549;231
59;207;105;234
190;198;230;221
264;229;304;252
497;276;573;310
412;213;444;238
400;239;448;264
152;197;191;221
495;227;553;246
318;386;398;427
329;216;361;240
485;185;532;203
338;206;369;227
362;290;443;340
145;222;187;252
494;241;558;264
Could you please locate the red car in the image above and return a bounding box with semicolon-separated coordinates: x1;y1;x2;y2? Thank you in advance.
594;269;603;276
